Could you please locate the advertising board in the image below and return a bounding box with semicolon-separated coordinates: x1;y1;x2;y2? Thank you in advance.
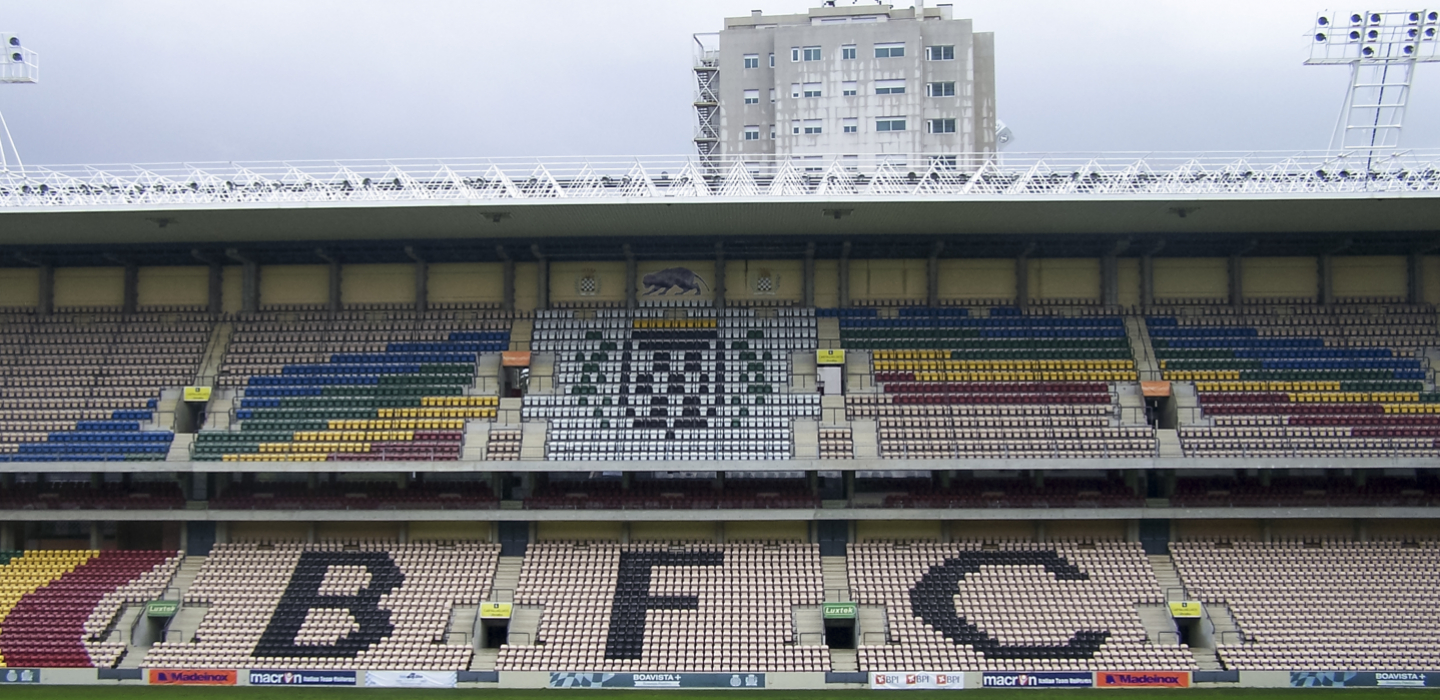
249;670;357;686
1291;672;1440;688
365;671;458;688
1097;671;1190;688
1;669;40;684
869;672;965;690
149;669;237;686
550;672;766;688
982;672;1093;688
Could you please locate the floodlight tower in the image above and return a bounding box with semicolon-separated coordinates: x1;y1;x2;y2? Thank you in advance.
0;31;39;171
1307;10;1439;153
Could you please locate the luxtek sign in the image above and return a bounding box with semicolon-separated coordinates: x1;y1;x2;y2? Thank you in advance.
823;603;857;619
1097;671;1190;688
983;672;1094;688
146;600;180;618
249;670;357;686
149;669;237;686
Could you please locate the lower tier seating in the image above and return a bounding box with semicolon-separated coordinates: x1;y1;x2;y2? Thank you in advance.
0;549;182;667
496;542;828;672
1171;540;1440;670
851;541;1195;672
142;541;499;670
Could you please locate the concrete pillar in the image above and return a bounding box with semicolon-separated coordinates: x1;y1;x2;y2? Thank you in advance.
1228;254;1243;308
0;522;14;551
532;246;549;311
1354;519;1369;542
1319;254;1335;305
1140;255;1155;310
843;470;855;500
1409;251;1425;305
1260;519;1273;543
714;243;726;310
1101;255;1119;307
37;263;53;316
838;242;851;308
803;242;816;308
624;245;637;311
1016;254;1030;313
241;261;259;312
620;522;631;545
89;522;102;550
191;472;208;501
122;262;139;314
306;523;317;544
327;260;342;315
927;242;943;307
1035;521;1047;542
414;260;428;314
503;259;515;312
398;522;409;545
207;263;223;315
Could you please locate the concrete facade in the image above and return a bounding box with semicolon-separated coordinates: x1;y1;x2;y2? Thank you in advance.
696;3;996;161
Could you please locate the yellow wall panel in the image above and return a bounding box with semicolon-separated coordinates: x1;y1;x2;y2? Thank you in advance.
814;260;839;308
222;266;243;313
724;521;807;542
1174;519;1264;541
317;521;400;541
1028;258;1099;301
1117;258;1141;307
937;259;1014;302
0;267;39;308
1270;519;1354;540
725;260;803;302
1333;256;1406;299
429;263;506;304
408;521;491;542
1154;258;1227;300
853;259;926;300
1242;257;1316;300
631;521;716;542
1366;519;1440;540
952;520;1034;541
1425;257;1440;306
537;521;621;541
637;260;715;301
551;261;626;303
138;266;207;308
54;267;124;308
230;522;309;542
856;520;942;542
1045;520;1125;540
342;264;415;306
260;265;328;306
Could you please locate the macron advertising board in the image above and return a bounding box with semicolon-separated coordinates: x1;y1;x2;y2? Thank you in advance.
249;670;357;686
982;672;1094;688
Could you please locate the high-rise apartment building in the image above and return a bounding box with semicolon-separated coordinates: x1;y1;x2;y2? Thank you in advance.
693;3;996;164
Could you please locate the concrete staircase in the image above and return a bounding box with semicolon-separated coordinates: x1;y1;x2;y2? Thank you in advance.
461;422;491;461
1149;554;1185;601
508;606;543;646
858;605;888;646
149;556;209;654
1155;429;1183;458
490;557;523;603
1135;603;1178;645
821;556;850;602
794;606;824;646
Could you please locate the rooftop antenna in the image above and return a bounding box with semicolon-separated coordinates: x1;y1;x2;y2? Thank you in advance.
1306;10;1439;159
0;31;38;172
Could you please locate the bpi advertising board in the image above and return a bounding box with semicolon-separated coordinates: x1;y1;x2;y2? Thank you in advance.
1292;671;1440;688
550;672;766;688
982;672;1094;688
249;670;357;686
869;672;965;690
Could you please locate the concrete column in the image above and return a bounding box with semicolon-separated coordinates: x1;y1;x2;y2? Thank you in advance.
532;245;549;311
191;472;208;501
1319;254;1335;305
496;246;515;313
89;522;102;550
306;523;317;544
398;522;409;545
0;522;14;551
1228;254;1243;308
327;260;342;315
714;243;726;310
802;242;816;308
838;242;851;308
1409;251;1425;305
1140;255;1155;310
122;262;139;314
414;260;428;314
927;241;943;307
207;263;223;314
624;245;637;311
37;263;53;316
1354;519;1369;542
1016;254;1030;313
242;261;259;312
1101;255;1119;307
843;470;855;500
1034;521;1048;542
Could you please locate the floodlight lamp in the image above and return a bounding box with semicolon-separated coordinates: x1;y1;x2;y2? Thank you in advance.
1429;11;1439;22
1350;29;1362;40
1317;32;1328;42
1367;28;1380;40
1318;15;1330;26
1426;26;1438;39
1404;44;1416;54
1351;13;1364;23
1409;28;1420;38
9;52;19;62
1370;12;1382;23
6;37;16;47
1410;12;1422;23
1362;45;1376;57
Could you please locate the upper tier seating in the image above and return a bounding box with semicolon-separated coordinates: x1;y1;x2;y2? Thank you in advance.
851;541;1195;672
1171;539;1440;670
0;549;182;667
497;542;828;673
142;541;499;670
0;311;210;462
525;306;819;460
837;307;1154;458
525;477;818;510
210;480;499;510
1152;304;1440;457
196;309;511;462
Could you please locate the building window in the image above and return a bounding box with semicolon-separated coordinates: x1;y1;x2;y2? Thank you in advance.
842;155;860;172
770;124;776;139
803;155;824;172
842;80;857;96
875;79;906;95
874;42;905;58
803;46;822;61
769;52;774;67
841;44;857;60
876;117;906;132
791;120;801;135
927;118;957;133
927;81;956;97
744;125;760;141
790;83;801;98
842;117;858;133
803;82;822;97
790;47;800;62
744;89;760;104
743;54;760;69
926;45;956;61
803;119;822;134
769;88;776;103
930;155;959;169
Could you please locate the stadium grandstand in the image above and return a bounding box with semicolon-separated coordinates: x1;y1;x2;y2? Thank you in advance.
0;149;1439;690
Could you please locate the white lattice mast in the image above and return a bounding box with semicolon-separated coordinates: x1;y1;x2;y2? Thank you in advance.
692;33;720;161
0;31;38;171
1307;10;1440;152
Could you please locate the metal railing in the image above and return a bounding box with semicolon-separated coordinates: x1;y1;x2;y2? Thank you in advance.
1;149;1438;210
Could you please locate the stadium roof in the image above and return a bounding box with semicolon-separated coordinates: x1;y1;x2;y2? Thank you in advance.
1;151;1439;266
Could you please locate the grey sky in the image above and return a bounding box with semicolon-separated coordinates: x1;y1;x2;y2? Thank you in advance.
0;0;1436;165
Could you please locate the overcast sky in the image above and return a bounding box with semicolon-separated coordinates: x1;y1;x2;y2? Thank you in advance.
0;0;1436;165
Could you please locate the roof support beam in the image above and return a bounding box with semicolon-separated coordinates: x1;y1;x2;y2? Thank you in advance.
838;241;852;309
531;245;549;312
315;249;341;315
1139;239;1165;311
1229;239;1257;309
802;241;816;309
1015;242;1036;313
405;246;427;315
1318;238;1353;306
927;241;944;308
496;245;514;313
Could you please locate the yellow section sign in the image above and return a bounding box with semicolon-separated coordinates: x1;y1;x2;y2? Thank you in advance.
183;386;212;402
479;602;513;619
1169;601;1203;618
817;349;846;365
